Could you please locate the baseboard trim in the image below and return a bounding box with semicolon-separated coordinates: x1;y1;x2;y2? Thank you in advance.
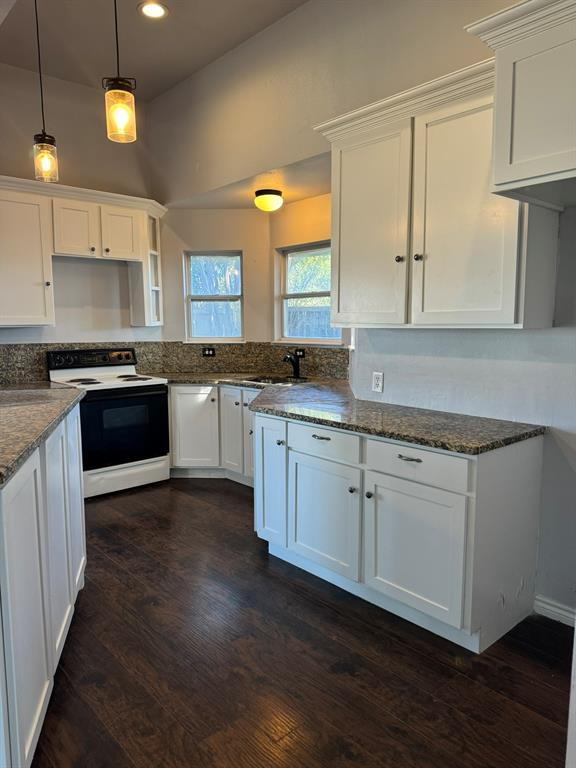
534;595;575;626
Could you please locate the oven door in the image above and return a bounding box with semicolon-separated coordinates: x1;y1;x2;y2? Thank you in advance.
80;384;169;471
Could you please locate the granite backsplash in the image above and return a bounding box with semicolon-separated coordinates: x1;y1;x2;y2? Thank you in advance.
0;342;349;386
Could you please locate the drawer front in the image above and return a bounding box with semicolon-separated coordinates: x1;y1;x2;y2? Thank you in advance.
365;439;470;493
288;422;360;465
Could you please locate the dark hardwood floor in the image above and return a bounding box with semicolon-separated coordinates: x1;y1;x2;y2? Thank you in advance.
32;479;572;768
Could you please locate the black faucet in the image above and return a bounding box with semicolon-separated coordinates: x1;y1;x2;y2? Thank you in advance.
282;350;301;379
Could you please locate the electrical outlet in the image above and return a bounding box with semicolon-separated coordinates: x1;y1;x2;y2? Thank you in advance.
202;347;216;357
294;348;306;358
372;372;384;393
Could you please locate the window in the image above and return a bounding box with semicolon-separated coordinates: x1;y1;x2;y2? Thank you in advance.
185;252;243;340
280;244;341;341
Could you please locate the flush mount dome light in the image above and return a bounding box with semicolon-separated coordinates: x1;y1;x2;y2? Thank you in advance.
254;189;283;212
139;2;168;18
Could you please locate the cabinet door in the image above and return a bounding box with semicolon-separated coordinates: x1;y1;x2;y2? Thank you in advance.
0;190;54;327
254;416;287;546
53;198;100;257
493;25;576;187
242;389;259;479
411;97;520;326
41;422;74;671
65;406;86;597
331;119;411;326
0;451;52;768
100;205;145;261
220;387;243;473
171;386;219;467
288;451;361;580
364;471;467;628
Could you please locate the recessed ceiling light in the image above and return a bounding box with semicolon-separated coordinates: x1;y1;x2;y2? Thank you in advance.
139;2;168;19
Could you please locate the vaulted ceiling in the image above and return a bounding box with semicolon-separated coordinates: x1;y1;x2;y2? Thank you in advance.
0;0;308;101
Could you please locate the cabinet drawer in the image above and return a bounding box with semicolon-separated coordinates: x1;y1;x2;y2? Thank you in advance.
365;439;470;493
288;422;360;465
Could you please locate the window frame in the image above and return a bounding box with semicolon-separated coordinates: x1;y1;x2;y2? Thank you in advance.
184;250;245;343
276;241;342;346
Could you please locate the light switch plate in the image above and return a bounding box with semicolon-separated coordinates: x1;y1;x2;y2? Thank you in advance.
372;372;384;393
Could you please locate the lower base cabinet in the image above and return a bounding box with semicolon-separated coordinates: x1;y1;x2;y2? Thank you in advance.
254;416;287;546
363;470;467;628
0;404;86;768
288;451;361;581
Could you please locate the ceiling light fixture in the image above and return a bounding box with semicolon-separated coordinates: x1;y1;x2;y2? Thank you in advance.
103;0;137;143
254;189;283;212
139;1;168;18
32;0;58;182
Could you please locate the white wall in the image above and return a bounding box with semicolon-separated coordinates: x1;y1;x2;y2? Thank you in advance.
147;0;511;204
351;209;576;610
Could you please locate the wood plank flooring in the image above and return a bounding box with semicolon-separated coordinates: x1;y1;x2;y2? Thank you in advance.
32;478;572;768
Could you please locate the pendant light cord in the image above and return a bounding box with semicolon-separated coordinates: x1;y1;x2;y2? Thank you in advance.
114;0;120;79
34;0;46;133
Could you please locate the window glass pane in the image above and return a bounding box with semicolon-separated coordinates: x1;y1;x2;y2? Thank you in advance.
283;296;341;339
189;254;241;296
286;248;331;295
190;300;242;338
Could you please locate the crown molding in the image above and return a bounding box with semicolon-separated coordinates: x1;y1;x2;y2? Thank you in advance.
314;59;494;142
0;174;167;217
466;0;576;49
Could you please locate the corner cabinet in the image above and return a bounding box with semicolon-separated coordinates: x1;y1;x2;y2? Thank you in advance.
467;0;576;208
0;175;166;328
170;386;220;468
316;60;559;329
0;404;86;768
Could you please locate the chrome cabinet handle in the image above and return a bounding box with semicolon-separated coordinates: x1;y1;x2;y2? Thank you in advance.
397;453;423;463
276;439;285;446
312;434;331;441
413;253;424;261
365;491;373;499
348;486;357;494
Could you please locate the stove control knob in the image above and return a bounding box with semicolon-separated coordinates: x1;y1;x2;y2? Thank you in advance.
65;354;75;366
53;354;64;368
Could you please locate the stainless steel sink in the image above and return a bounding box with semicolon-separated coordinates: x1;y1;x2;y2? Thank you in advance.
246;376;308;386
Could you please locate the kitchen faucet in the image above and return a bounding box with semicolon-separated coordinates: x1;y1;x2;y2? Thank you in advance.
282;350;301;379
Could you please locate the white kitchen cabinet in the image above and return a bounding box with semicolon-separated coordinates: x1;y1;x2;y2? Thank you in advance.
363;470;467;628
0;451;52;768
316;60;559;329
467;0;576;207
41;422;74;671
53;198;100;258
100;204;146;261
330;119;411;325
0;189;54;327
171;386;220;468
220;387;244;473
242;389;259;479
288;451;361;580
254;415;287;546
65;406;86;597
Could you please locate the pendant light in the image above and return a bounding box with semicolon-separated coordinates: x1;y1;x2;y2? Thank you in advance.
254;189;283;212
32;0;58;182
102;0;137;143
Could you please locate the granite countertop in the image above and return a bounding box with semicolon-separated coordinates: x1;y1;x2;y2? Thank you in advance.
0;384;85;488
247;380;546;455
154;372;273;389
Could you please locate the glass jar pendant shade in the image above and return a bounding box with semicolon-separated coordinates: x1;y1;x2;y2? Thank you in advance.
32;0;58;182
103;0;137;143
33;132;58;183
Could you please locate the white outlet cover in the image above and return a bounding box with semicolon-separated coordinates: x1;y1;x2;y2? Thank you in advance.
372;372;384;393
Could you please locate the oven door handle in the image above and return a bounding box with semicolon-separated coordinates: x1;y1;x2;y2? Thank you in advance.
82;385;168;402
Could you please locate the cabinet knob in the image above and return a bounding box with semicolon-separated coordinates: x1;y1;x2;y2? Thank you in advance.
413;253;424;261
90;246;96;253
395;255;405;263
243;402;248;407
234;401;240;406
45;281;51;287
365;491;373;499
276;439;285;446
249;429;253;435
105;247;110;253
210;398;216;402
348;486;357;494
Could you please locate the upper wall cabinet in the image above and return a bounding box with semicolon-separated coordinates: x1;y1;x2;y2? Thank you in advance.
316;60;559;329
467;0;576;208
0;176;166;328
0;190;54;327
